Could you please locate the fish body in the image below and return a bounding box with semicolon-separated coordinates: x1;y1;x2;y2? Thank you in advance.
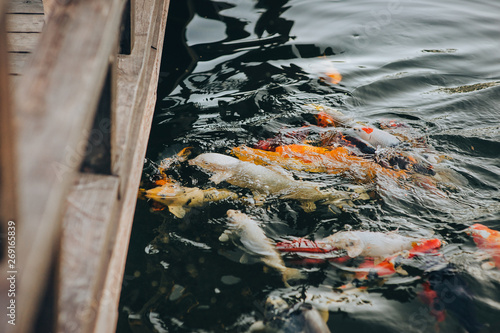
189;153;351;211
220;210;304;284
352;126;401;148
322;231;417;258
144;182;238;218
466;223;500;268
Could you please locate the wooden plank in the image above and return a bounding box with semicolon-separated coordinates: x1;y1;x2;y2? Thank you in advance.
8;52;30;74
94;1;170;332
6;13;44;32
9;0;127;332
7;0;44;14
0;1;19;329
7;31;39;52
56;174;119;333
112;0;163;175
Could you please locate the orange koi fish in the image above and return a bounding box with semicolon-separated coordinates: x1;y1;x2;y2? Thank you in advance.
275;144;407;181
466;223;500;268
233;144;407;182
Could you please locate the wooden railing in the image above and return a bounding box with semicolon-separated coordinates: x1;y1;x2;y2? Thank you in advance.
0;0;170;332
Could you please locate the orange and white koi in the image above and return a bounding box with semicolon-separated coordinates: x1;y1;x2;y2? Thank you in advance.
352;125;401;148
466;223;500;268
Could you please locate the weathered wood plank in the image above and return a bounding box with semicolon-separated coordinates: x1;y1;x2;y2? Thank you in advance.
94;1;170;332
7;31;39;52
10;0;127;332
0;1;19;330
7;51;30;74
8;0;44;14
6;13;44;32
56;174;119;333
112;0;164;175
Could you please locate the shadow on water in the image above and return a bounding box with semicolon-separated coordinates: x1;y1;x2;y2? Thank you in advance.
117;0;500;332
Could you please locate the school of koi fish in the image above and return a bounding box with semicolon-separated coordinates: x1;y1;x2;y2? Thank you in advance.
138;106;498;333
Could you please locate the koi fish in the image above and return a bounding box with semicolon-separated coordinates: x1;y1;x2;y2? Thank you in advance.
249;295;331;333
220;210;305;285
307;104;355;127
466;223;500;268
189;153;354;212
321;231;438;258
351;125;401;148
143;182;239;218
158;147;192;174
232;144;406;182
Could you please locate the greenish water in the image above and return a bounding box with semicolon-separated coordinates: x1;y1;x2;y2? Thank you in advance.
116;1;500;332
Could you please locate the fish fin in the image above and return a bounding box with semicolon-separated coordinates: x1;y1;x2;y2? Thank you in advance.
300;201;317;213
481;261;496;270
210;171;232;184
346;241;363;258
168;205;188;218
283;267;306;283
318;308;329;323
219;232;230;242
252;193;267;206
240;253;251;264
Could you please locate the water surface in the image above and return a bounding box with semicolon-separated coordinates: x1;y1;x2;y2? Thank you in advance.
117;1;500;332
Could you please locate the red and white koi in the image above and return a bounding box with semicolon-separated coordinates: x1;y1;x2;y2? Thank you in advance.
466;223;500;268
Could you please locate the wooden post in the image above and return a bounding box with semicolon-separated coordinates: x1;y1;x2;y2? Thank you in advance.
0;1;19;332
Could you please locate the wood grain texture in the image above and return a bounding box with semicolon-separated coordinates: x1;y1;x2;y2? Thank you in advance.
7;31;39;52
0;2;19;331
56;174;119;333
8;0;43;14
94;1;170;331
7;51;30;74
11;0;127;332
6;13;44;32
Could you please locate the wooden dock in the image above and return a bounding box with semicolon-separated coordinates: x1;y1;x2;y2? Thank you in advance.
0;0;170;332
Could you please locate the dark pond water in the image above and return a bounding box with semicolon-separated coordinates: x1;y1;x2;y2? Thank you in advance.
116;0;500;332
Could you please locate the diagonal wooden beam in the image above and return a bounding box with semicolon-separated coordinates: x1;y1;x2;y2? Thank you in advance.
1;0;127;332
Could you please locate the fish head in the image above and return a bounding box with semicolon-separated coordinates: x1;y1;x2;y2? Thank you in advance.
324;232;363;257
189;153;239;172
264;295;289;320
466;223;492;240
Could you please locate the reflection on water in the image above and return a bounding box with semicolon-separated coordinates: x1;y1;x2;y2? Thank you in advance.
117;0;500;332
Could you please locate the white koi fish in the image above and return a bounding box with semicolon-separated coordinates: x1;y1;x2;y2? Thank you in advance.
352;126;401;148
220;210;305;285
321;230;418;258
189;153;352;212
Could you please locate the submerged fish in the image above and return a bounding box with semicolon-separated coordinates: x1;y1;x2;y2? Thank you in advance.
144;182;238;218
249;295;331;333
220;210;304;285
189;153;354;212
466;223;500;268
233;144;406;182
